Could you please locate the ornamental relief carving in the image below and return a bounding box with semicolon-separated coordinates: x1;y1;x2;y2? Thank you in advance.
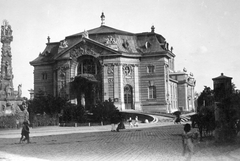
107;66;114;75
2;46;11;57
56;63;70;82
104;36;118;51
103;63;121;67
70;46;84;59
123;78;134;86
70;45;101;60
122;64;133;78
105;36;117;45
56;63;70;73
108;78;114;85
122;64;134;86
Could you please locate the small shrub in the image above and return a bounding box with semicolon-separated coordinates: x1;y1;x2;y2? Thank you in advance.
90;99;118;123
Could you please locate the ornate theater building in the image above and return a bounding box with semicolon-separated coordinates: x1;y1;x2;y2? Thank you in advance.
30;13;196;113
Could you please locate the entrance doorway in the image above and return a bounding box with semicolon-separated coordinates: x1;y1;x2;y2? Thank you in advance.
124;85;133;109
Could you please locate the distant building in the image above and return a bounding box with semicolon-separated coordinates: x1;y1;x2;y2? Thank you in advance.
30;13;196;113
212;73;232;102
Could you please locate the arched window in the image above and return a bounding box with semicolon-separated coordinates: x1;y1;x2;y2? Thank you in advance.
83;59;95;74
78;57;97;75
148;86;156;99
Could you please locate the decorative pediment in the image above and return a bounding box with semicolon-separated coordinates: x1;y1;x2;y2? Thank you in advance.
56;37;120;61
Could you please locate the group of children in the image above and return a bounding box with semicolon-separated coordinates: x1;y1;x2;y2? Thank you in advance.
128;116;138;128
19;121;30;144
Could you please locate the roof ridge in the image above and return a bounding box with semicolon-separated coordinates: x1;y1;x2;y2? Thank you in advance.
67;25;134;37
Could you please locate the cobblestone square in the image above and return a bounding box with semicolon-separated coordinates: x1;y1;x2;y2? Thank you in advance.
0;124;240;161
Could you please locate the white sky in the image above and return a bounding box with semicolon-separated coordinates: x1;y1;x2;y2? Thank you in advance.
0;0;240;98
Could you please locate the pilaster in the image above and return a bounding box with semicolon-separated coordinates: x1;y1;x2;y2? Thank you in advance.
103;65;109;101
134;65;141;111
113;64;120;109
119;64;125;110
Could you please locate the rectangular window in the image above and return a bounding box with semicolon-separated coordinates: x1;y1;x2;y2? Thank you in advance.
148;86;156;99
147;65;155;73
42;73;47;80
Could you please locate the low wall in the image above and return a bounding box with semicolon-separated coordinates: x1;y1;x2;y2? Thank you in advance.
141;104;167;113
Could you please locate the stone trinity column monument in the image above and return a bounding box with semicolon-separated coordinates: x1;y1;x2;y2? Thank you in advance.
0;20;25;120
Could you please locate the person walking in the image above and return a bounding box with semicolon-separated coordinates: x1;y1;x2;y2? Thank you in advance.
19;121;30;143
182;123;194;160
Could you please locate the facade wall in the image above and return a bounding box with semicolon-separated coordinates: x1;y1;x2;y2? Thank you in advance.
139;57;167;112
33;65;53;95
33;55;196;113
102;57;140;111
169;80;178;112
177;83;187;111
187;85;195;111
55;60;71;98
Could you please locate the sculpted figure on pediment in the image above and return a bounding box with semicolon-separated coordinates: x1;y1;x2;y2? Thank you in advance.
59;40;68;48
105;36;117;45
82;30;89;38
122;39;129;50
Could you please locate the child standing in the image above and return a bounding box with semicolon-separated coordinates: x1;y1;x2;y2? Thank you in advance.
134;116;139;127
182;123;194;158
128;117;133;128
